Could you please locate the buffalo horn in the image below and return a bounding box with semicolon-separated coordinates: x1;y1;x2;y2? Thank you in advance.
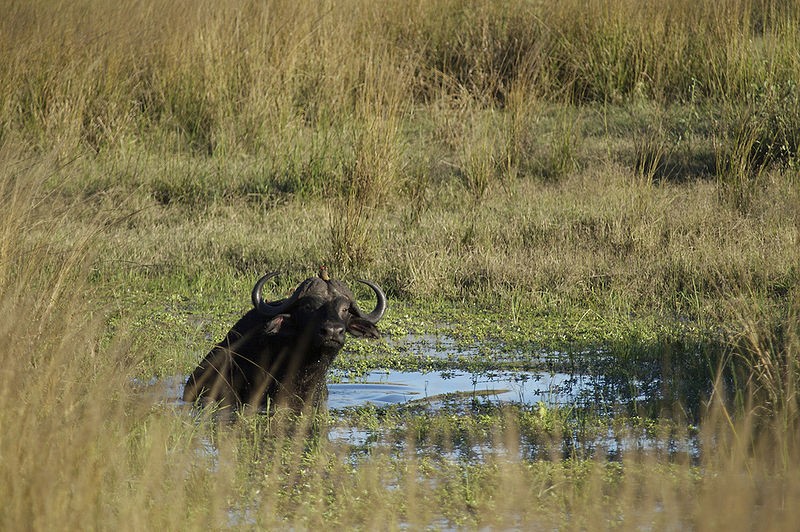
353;279;387;324
252;272;301;317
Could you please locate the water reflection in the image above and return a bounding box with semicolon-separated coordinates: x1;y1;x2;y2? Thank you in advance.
382;333;718;420
327;369;595;409
136;338;710;465
143;338;714;419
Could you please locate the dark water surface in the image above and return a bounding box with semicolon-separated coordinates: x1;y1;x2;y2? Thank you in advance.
146;332;713;418
137;333;710;467
327;369;588;408
144;369;602;410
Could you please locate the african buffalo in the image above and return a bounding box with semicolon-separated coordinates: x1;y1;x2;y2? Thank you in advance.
182;269;386;412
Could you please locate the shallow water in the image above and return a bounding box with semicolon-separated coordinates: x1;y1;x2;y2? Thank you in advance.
139;337;703;463
147;332;709;420
327;369;591;409
141;369;599;410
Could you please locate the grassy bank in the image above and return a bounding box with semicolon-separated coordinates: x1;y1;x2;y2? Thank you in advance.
2;0;800;528
13;129;798;377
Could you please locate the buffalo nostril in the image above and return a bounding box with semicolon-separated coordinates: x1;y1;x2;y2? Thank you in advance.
322;324;345;338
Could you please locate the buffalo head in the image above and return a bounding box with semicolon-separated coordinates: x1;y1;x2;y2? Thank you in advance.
182;269;386;412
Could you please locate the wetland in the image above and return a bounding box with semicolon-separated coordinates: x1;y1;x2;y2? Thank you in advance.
2;0;800;528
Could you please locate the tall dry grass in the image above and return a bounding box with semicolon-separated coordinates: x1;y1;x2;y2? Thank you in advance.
0;148;798;530
2;0;798;153
2;0;797;259
2;289;799;529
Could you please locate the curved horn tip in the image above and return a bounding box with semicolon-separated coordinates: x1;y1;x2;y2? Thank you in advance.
356;278;387;324
251;271;285;314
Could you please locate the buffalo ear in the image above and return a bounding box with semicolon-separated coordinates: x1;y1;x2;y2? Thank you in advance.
347;317;380;339
264;314;295;336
